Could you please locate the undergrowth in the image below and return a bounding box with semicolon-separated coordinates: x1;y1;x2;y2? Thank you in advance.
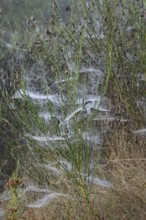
0;0;146;219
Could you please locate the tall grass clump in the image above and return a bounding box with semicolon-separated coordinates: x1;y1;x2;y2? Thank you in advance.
0;0;146;219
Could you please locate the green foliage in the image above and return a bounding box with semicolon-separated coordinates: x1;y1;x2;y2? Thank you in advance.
0;0;146;219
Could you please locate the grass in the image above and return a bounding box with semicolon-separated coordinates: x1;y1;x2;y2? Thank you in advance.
0;0;146;219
